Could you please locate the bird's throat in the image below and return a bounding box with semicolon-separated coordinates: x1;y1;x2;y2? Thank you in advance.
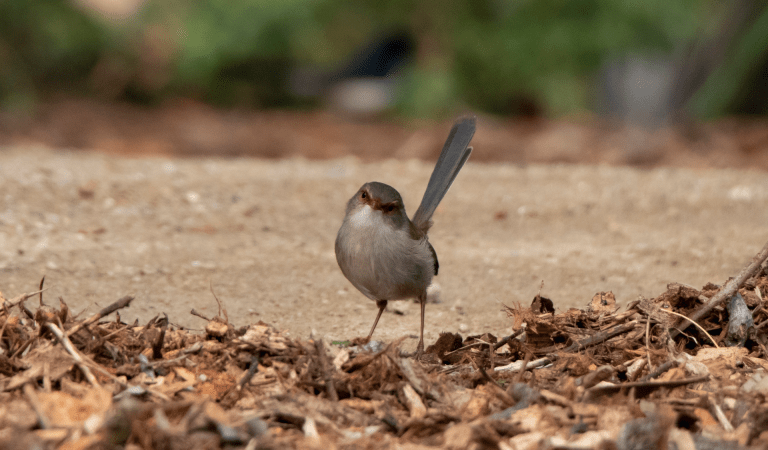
348;204;380;229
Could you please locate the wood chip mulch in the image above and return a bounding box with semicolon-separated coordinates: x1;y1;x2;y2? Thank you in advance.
1;241;767;450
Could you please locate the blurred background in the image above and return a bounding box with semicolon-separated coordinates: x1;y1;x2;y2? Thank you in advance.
1;0;767;166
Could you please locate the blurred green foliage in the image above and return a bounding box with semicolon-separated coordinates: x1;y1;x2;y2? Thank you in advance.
0;0;108;112
690;6;768;118
0;0;761;118
449;0;703;115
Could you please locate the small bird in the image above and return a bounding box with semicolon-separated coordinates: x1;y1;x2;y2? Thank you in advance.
335;117;475;356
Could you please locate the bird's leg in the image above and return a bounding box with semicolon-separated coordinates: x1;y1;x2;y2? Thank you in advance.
415;292;427;358
367;300;388;341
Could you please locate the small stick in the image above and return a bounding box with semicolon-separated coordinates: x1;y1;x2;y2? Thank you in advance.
58;297;69;324
514;351;532;384
190;309;211;321
209;280;229;323
2;288;49;312
670;239;768;338
152;315;167;359
0;315;9;349
640;359;678;382
238;356;260;391
38;276;46;306
10;338;36;359
493;328;524;351
539;389;572;407
477;364;516;406
588;375;709;395
494;356;550;373
341;337;404;372
645;315;653;371
147;354;191;369
443;340;487;356
47;323;100;387
576;365;614;389
102;325;127;340
487;341;495;371
627;358;648;382
563;321;638;353
710;399;734;432
66;295;134;337
220;355;260;400
23;384;50;429
20;303;35;321
314;337;338;401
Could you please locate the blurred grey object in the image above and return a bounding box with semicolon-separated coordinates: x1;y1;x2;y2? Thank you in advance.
599;55;675;128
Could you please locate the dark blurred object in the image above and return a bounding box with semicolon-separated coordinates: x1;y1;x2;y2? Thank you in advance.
672;0;768;118
289;31;415;116
733;55;768;115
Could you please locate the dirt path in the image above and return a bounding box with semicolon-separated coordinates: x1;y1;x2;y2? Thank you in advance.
1;146;767;352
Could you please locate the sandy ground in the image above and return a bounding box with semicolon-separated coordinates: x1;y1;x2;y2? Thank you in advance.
1;146;767;352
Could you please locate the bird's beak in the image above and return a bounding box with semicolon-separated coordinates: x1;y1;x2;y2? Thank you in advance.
361;195;381;211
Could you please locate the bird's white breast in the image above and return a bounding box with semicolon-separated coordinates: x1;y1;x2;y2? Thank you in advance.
336;202;433;301
348;204;377;229
345;204;396;255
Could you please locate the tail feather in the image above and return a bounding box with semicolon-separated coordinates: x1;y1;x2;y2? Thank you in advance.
412;117;475;232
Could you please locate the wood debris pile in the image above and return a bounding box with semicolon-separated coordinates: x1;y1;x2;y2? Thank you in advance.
1;255;768;449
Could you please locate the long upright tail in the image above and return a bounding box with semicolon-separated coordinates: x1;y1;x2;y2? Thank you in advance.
411;117;475;233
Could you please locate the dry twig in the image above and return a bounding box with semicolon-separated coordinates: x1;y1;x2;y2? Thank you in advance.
493;328;524;351
47;323;100;387
66;295;135;337
23;384;50;429
314;337;338;401
640;359;678;382
477;365;516;406
564;321;638;353
670;239;768;338
587;375;709;395
2;288;49;312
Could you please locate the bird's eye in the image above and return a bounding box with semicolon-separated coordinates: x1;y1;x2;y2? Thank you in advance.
385;205;395;213
361;191;367;199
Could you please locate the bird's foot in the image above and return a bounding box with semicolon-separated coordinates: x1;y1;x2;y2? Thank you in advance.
410;340;432;362
410;349;440;363
350;336;372;346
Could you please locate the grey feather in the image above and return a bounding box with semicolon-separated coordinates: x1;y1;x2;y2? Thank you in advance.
411;117;475;231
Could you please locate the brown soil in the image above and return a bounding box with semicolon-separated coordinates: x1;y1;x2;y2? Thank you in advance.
1;100;768;353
